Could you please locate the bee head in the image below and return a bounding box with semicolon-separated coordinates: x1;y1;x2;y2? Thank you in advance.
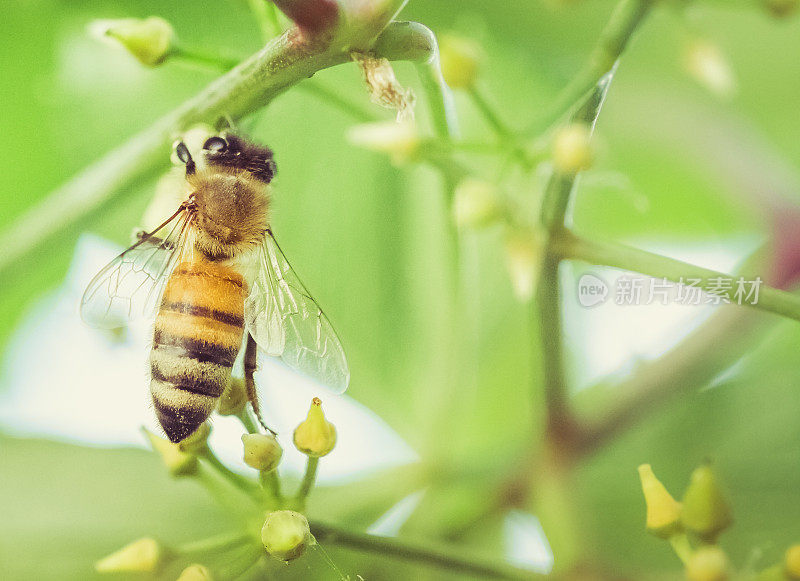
201;133;277;183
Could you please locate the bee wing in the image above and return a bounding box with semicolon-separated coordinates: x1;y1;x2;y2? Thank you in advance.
245;231;350;394
80;210;192;329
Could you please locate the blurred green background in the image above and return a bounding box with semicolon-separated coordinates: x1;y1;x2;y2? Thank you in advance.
2;0;800;579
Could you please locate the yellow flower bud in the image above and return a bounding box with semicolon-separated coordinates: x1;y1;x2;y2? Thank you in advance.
552;123;594;174
762;0;799;17
686;546;729;581
179;423;211;455
261;511;313;562
143;428;198;477
637;464;683;539
89;17;175;67
218;377;248;416
684;39;736;99
347;121;420;164
681;462;733;543
293;397;336;457
504;229;542;302
95;537;162;573
439;35;482;90
242;433;283;472
453;179;501;230
785;544;800;580
177;564;213;581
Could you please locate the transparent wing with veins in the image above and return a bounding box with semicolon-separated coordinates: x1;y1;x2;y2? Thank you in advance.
80;210;192;329
245;231;350;394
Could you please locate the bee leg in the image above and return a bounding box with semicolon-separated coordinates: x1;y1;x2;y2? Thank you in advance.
244;333;277;436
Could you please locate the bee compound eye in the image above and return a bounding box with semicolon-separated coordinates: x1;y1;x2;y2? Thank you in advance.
174;141;192;164
203;136;228;153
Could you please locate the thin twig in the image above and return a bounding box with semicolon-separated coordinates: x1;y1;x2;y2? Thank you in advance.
558;232;800;324
535;70;617;445
0;17;425;277
310;521;547;580
526;0;654;137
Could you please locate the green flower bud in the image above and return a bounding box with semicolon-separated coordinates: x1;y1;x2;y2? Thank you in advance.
177;564;213;581
681;462;733;543
453;179;501;230
762;0;799;17
218;377;248;416
242;433;283;472
90;17;175;67
95;537;162;573
261;511;313;562
179;423;211;455
293;398;336;457
786;544;800;580
552;123;594;174
637;464;683;539
143;427;198;477
439;35;482;90
686;546;729;581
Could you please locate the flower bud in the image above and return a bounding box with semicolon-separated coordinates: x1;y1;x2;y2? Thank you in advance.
179;423;211;455
89;17;175;67
684;39;736;99
439;35;482;90
218;377;248;416
786;544;800;580
177;564;213;581
686;546;729;581
552;123;593;174
637;464;683;539
453;179;501;229
293;397;336;457
762;0;799;17
681;462;733;543
347;121;420;164
95;537;162;573
504;230;542;302
261;510;313;561
143;427;198;477
242;433;283;472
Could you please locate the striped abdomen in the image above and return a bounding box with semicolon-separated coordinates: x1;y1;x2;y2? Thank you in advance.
150;257;246;443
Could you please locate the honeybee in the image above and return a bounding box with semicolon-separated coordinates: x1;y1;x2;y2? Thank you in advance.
81;133;349;442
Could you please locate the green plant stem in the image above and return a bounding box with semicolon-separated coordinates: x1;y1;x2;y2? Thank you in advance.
298;79;378;121
669;533;693;565
558;231;800;323
169;46;241;72
0;17;423;277
526;0;654;137
176;531;252;555
309;521;546;580
295;456;319;505
536;72;616;442
194;464;257;520
467;85;532;167
199;448;260;496
468;85;514;139
236;408;260;435
261;470;283;502
416;59;459;139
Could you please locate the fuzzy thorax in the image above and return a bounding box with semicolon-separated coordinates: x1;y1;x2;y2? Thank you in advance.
188;169;270;259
